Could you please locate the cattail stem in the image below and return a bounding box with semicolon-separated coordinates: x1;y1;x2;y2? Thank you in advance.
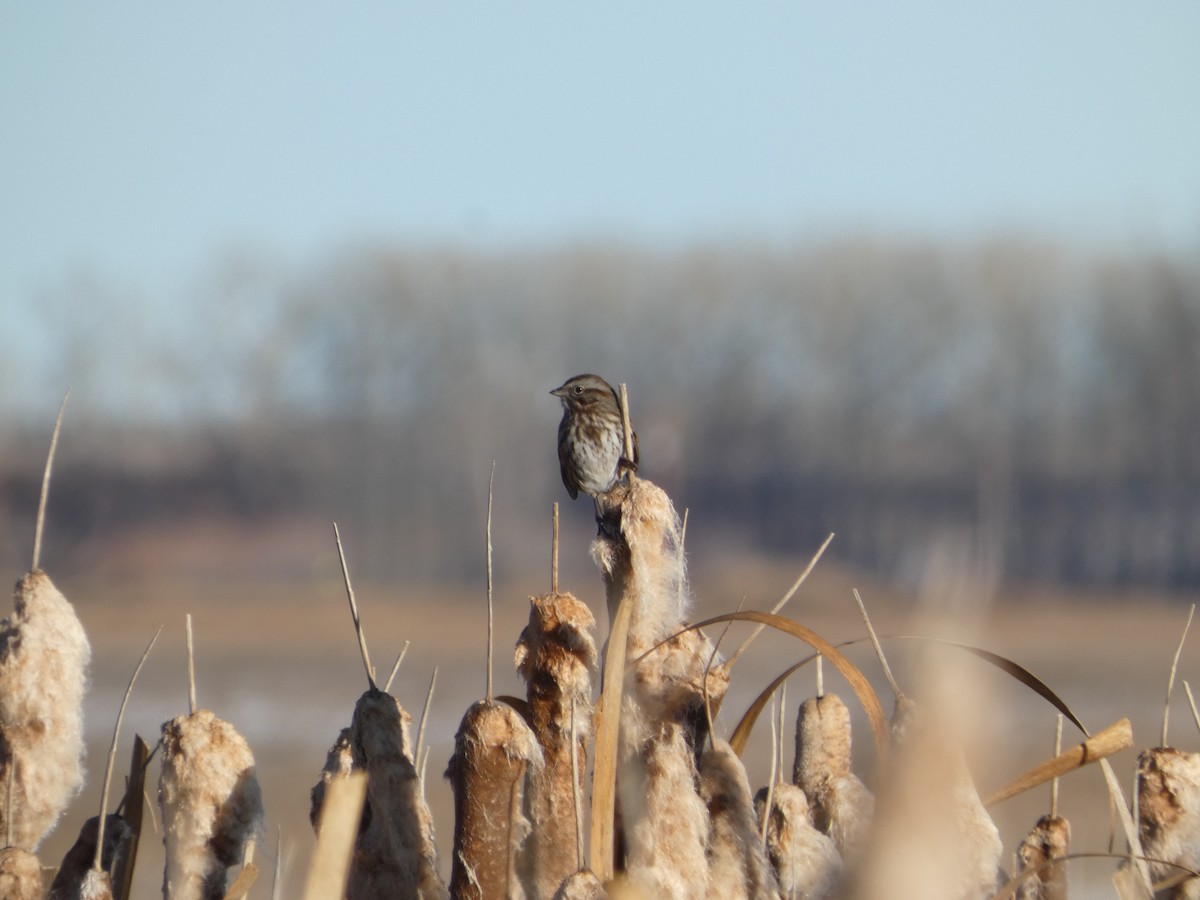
486;461;496;704
92;627;161;873
552;502;559;594
618;383;635;479
383;640;411;694
1162;603;1195;747
762;693;778;847
1050;714;1063;819
32;390;69;573
185;614;197;715
415;666;438;779
727;532;834;668
333;523;376;690
1184;680;1200;736
853;587;903;700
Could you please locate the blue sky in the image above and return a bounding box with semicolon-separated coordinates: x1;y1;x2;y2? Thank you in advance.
1;3;1198;416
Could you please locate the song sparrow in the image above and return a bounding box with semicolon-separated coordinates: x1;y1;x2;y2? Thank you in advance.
551;374;639;504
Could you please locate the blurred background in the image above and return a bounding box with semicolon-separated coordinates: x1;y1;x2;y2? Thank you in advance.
2;3;1200;894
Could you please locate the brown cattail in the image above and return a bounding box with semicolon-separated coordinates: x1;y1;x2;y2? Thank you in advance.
699;739;780;899
311;690;446;900
158;709;264;900
755;782;842;900
0;570;91;851
621;722;711;898
552;869;608;899
515;591;597;897
447;700;541;900
591;478;719;896
853;698;1002;900
793;692;874;856
1138;747;1200;898
310;727;354;830
49;814;132;900
0;846;43;900
594;479;726;750
1016;815;1070;900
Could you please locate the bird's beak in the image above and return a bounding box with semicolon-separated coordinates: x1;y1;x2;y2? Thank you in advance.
550;386;565;397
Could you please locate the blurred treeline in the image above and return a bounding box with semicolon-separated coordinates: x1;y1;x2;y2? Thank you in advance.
2;235;1198;589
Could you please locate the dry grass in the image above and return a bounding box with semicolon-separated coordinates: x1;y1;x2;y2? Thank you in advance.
7;499;1199;899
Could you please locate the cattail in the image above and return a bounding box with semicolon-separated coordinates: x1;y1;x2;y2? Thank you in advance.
1015;815;1070;900
311;690;446;900
447;699;542;900
0;846;43;900
618;722;710;898
792;692;874;857
594;477;725;750
755;782;842;900
591;477;718;896
699;739;780;899
853;697;1002;900
514;590;597;897
158;709;264;900
0;570;91;851
1137;747;1200;898
49;814;132;900
552;869;608;899
310;728;354;830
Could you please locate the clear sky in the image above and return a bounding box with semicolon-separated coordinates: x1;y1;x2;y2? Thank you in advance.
1;3;1198;415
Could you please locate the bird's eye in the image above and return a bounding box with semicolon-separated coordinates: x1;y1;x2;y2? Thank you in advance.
573;385;583;394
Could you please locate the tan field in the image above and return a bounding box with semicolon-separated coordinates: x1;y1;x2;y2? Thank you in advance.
21;513;1200;899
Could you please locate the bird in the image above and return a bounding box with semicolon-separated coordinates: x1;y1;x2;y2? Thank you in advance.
550;374;639;509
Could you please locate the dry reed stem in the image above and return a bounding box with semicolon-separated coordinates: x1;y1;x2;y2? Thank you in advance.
0;569;91;850
755;782;842;900
552;502;560;595
1138;747;1200;899
303;771;367;900
0;847;43;900
220;860;257;900
31;389;69;573
334;524;377;690
726;532;835;670
1014;815;1070;900
793;692;874;857
113;736;151;900
159;709;264;900
984;718;1133;807
1185;681;1200;738
383;640;411;694
447;700;541;900
415;667;439;786
486;461;496;704
185;615;197;715
1050;714;1063;819
515;591;597;899
852;588;903;702
699;739;780;899
93;628;160;873
1163;604;1196;748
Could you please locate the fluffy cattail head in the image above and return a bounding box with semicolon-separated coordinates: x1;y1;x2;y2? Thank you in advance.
0;570;91;851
